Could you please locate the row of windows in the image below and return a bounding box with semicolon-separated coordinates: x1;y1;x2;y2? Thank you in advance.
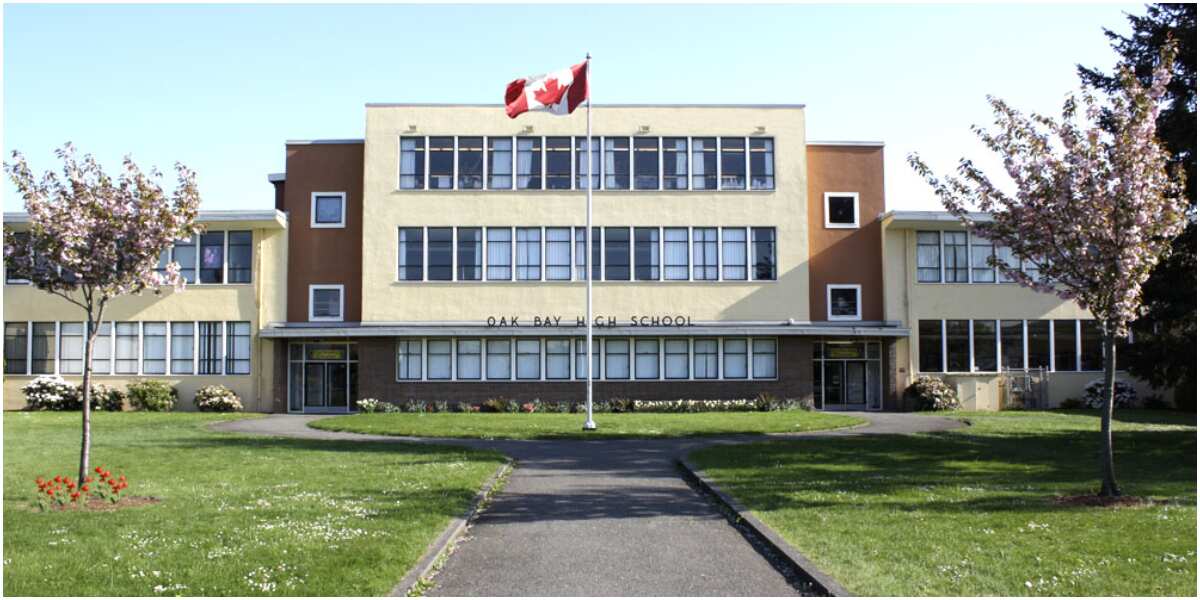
916;230;1039;284
916;319;1127;374
398;136;775;191
396;226;777;283
395;336;778;382
3;321;252;376
156;230;254;285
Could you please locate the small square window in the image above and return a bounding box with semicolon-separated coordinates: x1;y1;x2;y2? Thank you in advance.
309;285;344;321
824;192;859;228
827;284;861;321
311;192;346;228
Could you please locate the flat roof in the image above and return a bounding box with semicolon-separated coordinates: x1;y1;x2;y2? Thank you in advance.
365;102;806;109
260;320;908;339
285;139;364;145
883;210;992;222
4;209;288;228
808;140;885;147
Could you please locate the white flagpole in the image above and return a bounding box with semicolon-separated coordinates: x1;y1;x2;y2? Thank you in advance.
583;53;596;431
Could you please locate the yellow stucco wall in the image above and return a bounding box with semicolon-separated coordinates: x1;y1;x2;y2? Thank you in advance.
360;105;809;323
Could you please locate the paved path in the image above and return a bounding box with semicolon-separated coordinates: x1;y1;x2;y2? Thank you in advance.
215;412;962;596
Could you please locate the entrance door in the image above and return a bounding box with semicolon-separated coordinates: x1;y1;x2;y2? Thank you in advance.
845;362;866;407
301;363;350;412
823;362;844;407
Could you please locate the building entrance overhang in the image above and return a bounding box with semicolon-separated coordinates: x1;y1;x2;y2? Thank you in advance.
260;320;910;339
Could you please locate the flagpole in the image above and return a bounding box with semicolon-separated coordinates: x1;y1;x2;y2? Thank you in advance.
583;52;596;431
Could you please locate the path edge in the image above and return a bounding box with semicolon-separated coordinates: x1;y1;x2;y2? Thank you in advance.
390;457;514;597
677;457;852;597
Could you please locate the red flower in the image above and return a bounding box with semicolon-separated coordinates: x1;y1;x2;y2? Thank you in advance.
81;484;89;492
70;492;80;500
95;466;103;474
67;481;76;489
53;476;62;483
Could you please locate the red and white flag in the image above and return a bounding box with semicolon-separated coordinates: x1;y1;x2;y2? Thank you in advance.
504;61;589;119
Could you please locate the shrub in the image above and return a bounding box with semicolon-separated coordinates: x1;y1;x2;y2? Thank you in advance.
790;396;816;411
357;398;384;413
193;385;243;412
127;379;177;412
86;384;126;411
399;399;424;413
22;376;79;411
1083;379;1139;409
610;398;635;413
754;392;780;412
1058;397;1086;410
481;397;509;413
1143;395;1171;410
906;376;960;411
433;401;450;413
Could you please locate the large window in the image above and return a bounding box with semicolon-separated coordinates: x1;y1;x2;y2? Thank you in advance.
749;138;775;190
142;322;167;375
31;322;55;374
225;322;251;374
943;232;969;283
199;232;226;283
427;227;453;281
90;322;111;374
634;228;660;281
916;232;942;283
4;322;27;374
692;228;718;280
171;322;194;374
575;136;601;190
427;340;451;380
545;228;572;280
972;320;997;371
174;237;197;283
1054;320;1077;372
114;322;139;374
691;137;717;190
397;339;422;380
457;227;482;281
575;227;601;281
545;137;572;189
693;339;719;379
723;338;748;379
604;339;629;379
545;338;571;379
751;228;776;280
752;339;777;378
398;227;424;281
487;228;513;281
634;339;659;379
971;236;995;283
516;227;542;280
457;137;484;190
1080;320;1103;371
722;228;747;280
399;137;425;189
517;339;541;379
945;320;970;372
664;339;689;379
918;320;943;372
486;339;511;379
488;137;513;189
516;137;542;190
575;339;600;380
662;137;688;190
1027;320;1051;369
664;228;689;280
604;137;631;190
604;227;631;281
428;136;454;189
59;322;83;374
227;231;252;283
1000;320;1024;369
198;321;223;375
457;339;482;380
720;138;746;189
633;137;659;190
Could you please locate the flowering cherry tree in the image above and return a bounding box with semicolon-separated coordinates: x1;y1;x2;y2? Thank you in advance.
908;48;1188;497
4;144;200;486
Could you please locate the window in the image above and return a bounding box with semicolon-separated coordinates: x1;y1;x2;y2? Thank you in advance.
545;228;572;280
114;322;139;374
399;137;425;189
456;339;482;379
227;231;252;283
1023;256;1042;282
488;137;513;189
633;137;659;190
544;137;572;189
692;228;718;280
397;340;422;380
59;322;83;374
90;322;111;374
575;339;600;380
487;228;513;280
457;137;484;189
943;232;968;282
946;320;969;372
722;228;747;280
664;228;689;280
428;136;454;189
749;138;775;190
1000;320;1024;369
996;245;1019;283
516;227;542;280
604;339;629;379
545;338;571;379
664;339;689;379
517;339;541;379
723;338;748;379
457;227;482;281
170;322;194;374
575;136;601;190
516;137;542;189
142;322;166;375
604;137;631;189
311;193;346;228
663;137;688;190
1053;320;1077;372
751;228;776;280
427;340;451;380
693;339;718;379
824;193;859;228
1027;320;1051;369
916;231;942;283
198;232;225;284
198;321;223;375
5;232;30;283
398;227;424;281
604;227;631;281
827;285;861;320
486;339;511;379
970;235;995;282
918;320;943;372
174;237;197;283
427;228;453;281
634;228;660;281
1080;320;1103;371
719;138;746;189
973;320;997;371
5;322;27;374
575;227;600;280
309;285;343;321
752;339;777;378
691;137;717;190
225;321;250;374
634;339;659;379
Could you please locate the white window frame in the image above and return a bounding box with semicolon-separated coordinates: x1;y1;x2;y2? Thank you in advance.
826;284;863;321
308;284;345;322
310;192;347;229
823;192;860;229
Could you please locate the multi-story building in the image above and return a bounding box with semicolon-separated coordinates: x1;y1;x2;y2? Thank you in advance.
2;104;1146;413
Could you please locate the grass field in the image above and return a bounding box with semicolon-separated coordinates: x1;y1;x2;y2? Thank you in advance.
2;412;505;596
688;410;1197;596
310;410;865;440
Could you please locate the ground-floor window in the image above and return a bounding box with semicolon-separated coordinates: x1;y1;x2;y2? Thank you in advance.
813;339;883;410
917;318;1109;374
288;342;358;413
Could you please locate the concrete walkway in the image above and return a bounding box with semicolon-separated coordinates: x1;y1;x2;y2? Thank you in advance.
214;412;962;596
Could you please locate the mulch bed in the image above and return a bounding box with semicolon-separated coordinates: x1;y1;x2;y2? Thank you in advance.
1052;494;1170;508
42;496;161;512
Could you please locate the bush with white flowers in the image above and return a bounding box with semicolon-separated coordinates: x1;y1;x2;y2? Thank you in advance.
193;384;243;412
1083;379;1139;409
906;376;960;410
22;375;79;411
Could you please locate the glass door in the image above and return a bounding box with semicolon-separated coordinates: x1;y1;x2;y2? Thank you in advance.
845;362;866;407
823;362;844;407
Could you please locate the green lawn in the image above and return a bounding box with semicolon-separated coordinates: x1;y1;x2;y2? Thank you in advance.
689;410;1197;596
310;410;865;440
3;412;505;596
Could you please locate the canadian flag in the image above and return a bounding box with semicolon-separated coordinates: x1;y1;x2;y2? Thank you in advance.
504;61;589;119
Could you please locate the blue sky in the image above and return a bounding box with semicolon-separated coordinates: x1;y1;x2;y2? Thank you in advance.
4;2;1142;212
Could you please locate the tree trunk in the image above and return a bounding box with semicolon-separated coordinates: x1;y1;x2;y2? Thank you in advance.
1098;331;1122;497
77;310;101;487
